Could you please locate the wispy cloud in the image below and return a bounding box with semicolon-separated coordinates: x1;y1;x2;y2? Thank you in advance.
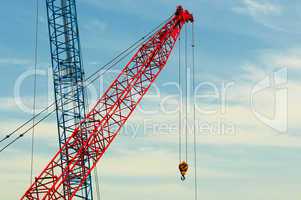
0;96;51;113
234;0;282;16
261;48;301;69
0;97;19;111
0;58;31;66
232;0;301;34
82;19;107;33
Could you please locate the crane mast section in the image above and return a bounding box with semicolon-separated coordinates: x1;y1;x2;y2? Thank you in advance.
21;6;193;200
46;0;92;199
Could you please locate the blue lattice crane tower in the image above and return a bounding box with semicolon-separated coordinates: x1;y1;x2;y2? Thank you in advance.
46;0;93;199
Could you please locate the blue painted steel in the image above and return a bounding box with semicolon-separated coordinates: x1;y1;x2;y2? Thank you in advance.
46;0;93;199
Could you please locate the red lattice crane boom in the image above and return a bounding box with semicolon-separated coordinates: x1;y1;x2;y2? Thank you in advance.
21;6;193;200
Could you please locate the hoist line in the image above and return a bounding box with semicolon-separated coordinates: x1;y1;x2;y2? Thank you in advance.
178;34;182;163
0;15;172;153
30;0;39;185
184;25;188;163
191;22;198;200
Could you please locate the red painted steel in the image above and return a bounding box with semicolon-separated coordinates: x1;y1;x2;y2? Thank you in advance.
21;6;193;200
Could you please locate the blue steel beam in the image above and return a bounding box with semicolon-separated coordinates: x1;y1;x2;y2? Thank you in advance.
46;0;93;199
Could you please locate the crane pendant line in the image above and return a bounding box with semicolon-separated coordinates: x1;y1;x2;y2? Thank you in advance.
21;6;193;200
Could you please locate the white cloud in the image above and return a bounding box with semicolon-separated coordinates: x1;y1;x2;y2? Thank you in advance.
0;120;57;142
2;46;301;155
0;153;56;199
0;97;19;111
0;58;31;66
0;146;239;199
82;19;107;33
235;0;282;16
262;48;301;69
232;0;301;34
0;96;53;113
99;148;233;178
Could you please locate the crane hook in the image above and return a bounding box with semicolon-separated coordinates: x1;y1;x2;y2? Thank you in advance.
178;161;189;181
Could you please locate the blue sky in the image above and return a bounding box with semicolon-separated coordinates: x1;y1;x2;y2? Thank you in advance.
0;0;301;199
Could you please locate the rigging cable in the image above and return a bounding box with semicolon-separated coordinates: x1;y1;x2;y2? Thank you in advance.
30;0;39;184
0;16;172;153
0;110;55;153
0;103;55;144
93;72;102;200
192;22;198;200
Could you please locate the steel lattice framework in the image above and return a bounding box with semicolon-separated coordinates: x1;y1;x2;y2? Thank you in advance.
46;0;93;199
21;6;193;200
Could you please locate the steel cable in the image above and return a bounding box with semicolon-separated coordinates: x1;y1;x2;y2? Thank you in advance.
29;0;39;184
178;34;182;163
192;22;198;200
184;25;188;162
